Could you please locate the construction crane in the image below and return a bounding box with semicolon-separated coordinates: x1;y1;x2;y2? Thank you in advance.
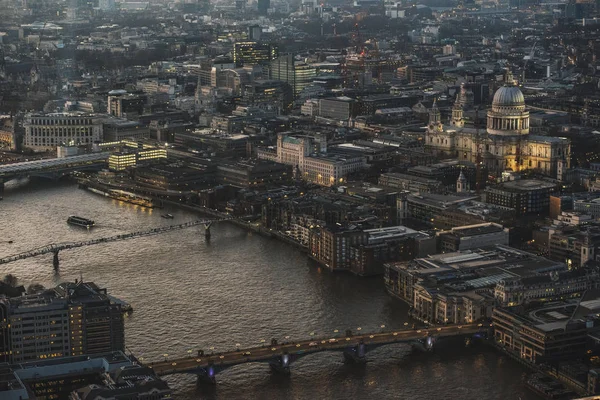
474;107;483;193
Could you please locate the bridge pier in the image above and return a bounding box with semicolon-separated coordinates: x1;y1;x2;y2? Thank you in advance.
196;363;217;384
425;335;435;351
52;250;59;270
343;340;367;364
269;353;291;375
204;222;212;240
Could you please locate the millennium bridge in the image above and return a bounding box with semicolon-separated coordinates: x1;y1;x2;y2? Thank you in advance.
0;218;229;268
145;323;490;383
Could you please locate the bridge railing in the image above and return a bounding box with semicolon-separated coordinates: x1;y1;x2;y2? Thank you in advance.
0;218;232;265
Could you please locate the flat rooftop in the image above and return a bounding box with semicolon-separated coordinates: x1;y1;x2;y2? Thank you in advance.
446;223;505;238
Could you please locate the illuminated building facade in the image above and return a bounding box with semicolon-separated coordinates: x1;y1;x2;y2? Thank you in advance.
269;133;365;186
425;73;570;177
108;148;167;171
233;42;278;67
23;113;103;152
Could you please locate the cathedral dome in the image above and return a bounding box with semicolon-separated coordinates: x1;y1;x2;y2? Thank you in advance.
492;85;525;107
487;84;529;137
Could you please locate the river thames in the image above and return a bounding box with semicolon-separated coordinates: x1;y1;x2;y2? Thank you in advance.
0;179;541;399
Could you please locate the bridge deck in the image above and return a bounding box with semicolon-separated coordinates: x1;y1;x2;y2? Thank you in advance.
148;324;486;376
0;218;230;265
0;152;110;176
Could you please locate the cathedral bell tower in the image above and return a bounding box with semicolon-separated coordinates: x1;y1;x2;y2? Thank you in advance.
450;94;464;128
428;99;443;133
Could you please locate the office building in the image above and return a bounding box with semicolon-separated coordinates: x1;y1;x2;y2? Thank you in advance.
494;268;600;307
216;160;293;188
270;54;317;97
107;91;146;118
319;97;356;121
248;25;262;41
436;223;510;253
484;179;558;216
102;119;149;142
265;133;365;186
108;147;167;171
384;245;565;324
493;291;600;364
0;281;125;364
257;0;270;14
0;351;171;400
547;225;600;269
23;113;103;152
233;42;278;67
574;197;600;218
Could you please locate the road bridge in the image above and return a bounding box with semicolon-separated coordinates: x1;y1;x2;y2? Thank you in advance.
146;323;490;383
0;218;229;268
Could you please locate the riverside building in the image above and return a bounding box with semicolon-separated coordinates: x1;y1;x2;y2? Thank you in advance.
23;113;103;152
0;281;125;364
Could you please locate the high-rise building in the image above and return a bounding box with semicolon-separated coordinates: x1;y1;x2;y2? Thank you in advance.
270;54;316;97
248;25;262;41
107;90;146;118
98;0;115;10
233;42;278;67
258;0;270;14
0;281;125;363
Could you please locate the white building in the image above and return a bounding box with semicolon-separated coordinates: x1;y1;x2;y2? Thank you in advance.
268;133;365;186
23;113;103;152
554;211;593;226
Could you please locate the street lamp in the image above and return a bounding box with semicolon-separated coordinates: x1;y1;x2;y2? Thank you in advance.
404;322;409;327
357;327;362;332
163;353;168;361
187;349;193;358
209;346;215;354
236;343;241;350
260;339;266;347
380;324;386;331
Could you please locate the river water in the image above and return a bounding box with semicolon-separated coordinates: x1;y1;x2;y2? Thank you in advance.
0;179;540;400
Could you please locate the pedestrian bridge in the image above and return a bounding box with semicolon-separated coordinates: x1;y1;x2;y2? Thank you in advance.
146;323;489;382
0;218;230;268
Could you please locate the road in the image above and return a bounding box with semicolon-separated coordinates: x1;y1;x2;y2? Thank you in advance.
148;323;488;376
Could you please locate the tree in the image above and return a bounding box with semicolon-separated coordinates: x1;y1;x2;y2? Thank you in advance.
3;274;18;287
